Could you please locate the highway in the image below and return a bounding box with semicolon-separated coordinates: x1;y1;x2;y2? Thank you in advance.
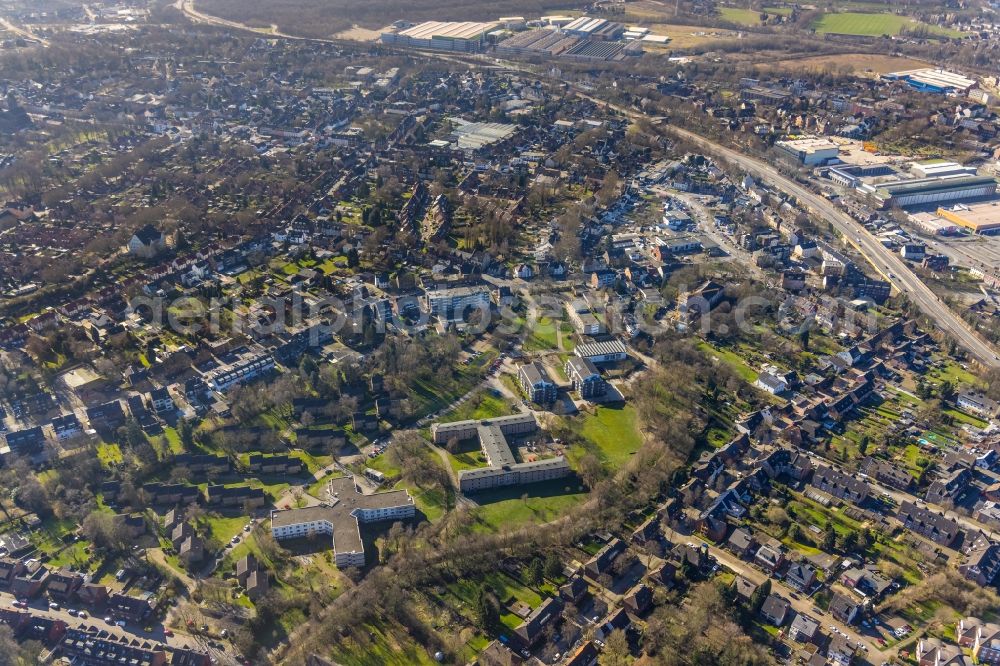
174;0;1000;370
0;17;49;47
663;124;1000;370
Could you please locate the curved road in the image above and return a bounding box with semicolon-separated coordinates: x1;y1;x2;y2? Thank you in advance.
662;124;1000;369
174;0;999;371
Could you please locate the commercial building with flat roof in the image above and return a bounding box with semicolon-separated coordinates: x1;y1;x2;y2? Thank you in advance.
562;16;624;40
936;201;1000;235
575;339;628;364
863;175;998;209
907;212;963;236
424;284;490;322
884;68;977;95
449;120;518;151
909;160;978;179
270;476;414;568
380;21;497;52
775;137;840;166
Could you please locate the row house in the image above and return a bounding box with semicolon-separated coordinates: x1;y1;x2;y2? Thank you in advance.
809;465;870;504
898;501;962;548
205;485;267;509
248;454;304;475
959;541;1000;587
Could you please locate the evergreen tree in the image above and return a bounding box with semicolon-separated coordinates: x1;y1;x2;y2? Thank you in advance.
543;552;562;580
178;418;195;450
526;557;544;586
749;578;771;616
473;585;498;629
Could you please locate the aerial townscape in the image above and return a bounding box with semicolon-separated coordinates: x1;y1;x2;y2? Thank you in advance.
2;1;1000;666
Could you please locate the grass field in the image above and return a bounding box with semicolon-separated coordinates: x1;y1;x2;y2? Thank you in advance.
761;53;928;75
523;316;558;352
579;404;644;467
812;12;965;38
204;514;248;545
696;341;758;383
718;6;790;25
439;390;513;423
472;478;588;531
719;7;763;25
96;442;123;467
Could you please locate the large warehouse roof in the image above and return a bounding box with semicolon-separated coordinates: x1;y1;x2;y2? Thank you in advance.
876;175;997;197
398;21;497;41
885;68;977;93
937;201;1000;233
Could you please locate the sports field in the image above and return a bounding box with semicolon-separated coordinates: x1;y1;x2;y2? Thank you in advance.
812;12;964;38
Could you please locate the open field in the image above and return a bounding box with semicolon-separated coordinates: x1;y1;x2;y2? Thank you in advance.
759;53;929;75
472;477;588;531
199;0;576;38
812;12;965;38
631;21;740;48
719;7;763;25
578;404;644;467
718;6;790;25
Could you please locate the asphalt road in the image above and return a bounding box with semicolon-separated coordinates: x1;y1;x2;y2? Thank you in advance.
173;0;1000;371
663;125;1000;370
661;526;886;661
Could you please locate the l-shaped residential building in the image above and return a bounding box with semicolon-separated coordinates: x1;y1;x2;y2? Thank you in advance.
270;476;414;568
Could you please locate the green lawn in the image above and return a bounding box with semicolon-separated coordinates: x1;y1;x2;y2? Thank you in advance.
406;484;450;522
366;455;402;479
448;570;543;609
446;448;487;473
579;404;644;467
472;478;588;531
48;540;95;571
523;316;558;352
161;427;185;454
720;6;765;25
329;626;439;666
945;409;988;429
96;442;123;467
813;12;965;37
696;341;758;382
440;390;514;423
203;515;247;545
306;471;343;499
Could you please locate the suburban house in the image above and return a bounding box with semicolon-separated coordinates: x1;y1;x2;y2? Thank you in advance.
760;594;791;626
128;224;167;258
809;465;870;504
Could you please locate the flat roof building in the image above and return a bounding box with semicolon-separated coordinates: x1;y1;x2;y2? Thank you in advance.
424;284;491;322
936;201;1000;235
775;137;840;166
575;339;628;364
430;413;571;493
380;21;497;52
884;68;977;95
910;160;978;179
449;120;518;151
862;175;998;209
270;476;414;568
